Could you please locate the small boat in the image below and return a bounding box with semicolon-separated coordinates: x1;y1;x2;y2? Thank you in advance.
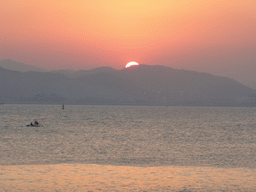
26;124;41;127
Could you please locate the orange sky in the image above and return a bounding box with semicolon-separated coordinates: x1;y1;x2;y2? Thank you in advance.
1;0;256;83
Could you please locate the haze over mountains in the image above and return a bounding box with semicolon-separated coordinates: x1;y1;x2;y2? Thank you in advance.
0;59;47;73
0;60;255;106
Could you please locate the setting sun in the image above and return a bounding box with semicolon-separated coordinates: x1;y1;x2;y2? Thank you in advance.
125;62;139;68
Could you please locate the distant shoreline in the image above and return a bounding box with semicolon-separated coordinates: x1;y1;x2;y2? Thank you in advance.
1;102;256;107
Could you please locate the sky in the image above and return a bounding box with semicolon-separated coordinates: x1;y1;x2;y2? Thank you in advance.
1;0;256;87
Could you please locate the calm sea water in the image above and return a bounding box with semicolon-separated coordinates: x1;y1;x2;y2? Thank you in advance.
0;104;255;191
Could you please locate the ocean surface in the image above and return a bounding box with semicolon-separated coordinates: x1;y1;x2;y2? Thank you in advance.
0;104;255;191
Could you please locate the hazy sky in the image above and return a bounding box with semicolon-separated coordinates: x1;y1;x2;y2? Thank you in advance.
1;0;255;86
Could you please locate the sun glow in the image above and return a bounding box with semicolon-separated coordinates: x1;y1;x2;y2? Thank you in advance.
125;62;139;68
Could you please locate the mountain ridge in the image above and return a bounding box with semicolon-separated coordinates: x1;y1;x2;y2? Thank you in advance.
1;59;255;90
0;59;47;73
0;64;255;106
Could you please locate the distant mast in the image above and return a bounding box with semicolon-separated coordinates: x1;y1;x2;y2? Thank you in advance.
62;104;64;110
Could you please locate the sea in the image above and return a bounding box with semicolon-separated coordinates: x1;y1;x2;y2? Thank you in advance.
0;104;255;191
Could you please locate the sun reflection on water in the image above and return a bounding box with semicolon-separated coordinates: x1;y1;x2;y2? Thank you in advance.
1;164;255;191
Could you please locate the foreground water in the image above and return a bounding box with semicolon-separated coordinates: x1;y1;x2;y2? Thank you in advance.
0;104;255;191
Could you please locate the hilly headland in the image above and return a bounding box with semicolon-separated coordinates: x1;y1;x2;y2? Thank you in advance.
0;60;255;106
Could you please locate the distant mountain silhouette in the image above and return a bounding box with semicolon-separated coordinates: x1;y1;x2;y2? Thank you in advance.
117;65;256;106
0;65;255;106
0;59;47;72
50;66;115;78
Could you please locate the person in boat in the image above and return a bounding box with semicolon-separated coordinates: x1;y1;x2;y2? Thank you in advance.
34;121;39;125
30;122;33;126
